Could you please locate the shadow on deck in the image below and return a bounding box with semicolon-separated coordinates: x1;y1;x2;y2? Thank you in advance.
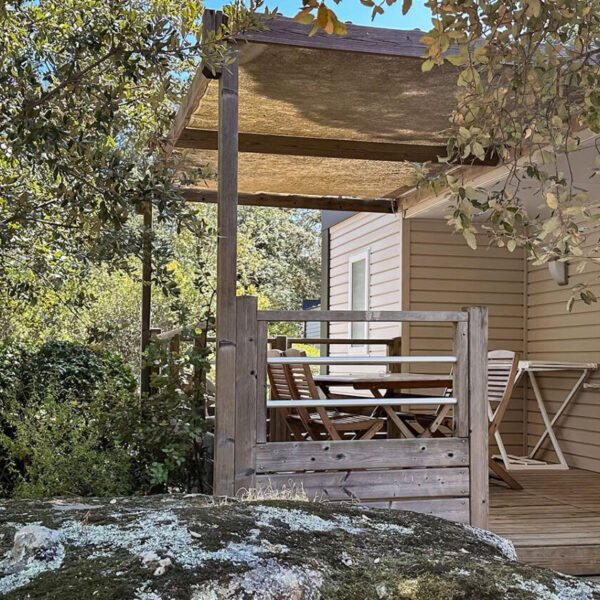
490;469;600;575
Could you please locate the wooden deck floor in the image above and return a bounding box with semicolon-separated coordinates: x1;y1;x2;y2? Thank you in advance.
489;469;600;575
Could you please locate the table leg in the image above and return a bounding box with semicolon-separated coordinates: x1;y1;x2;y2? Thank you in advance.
382;405;417;438
368;387;416;438
529;369;589;459
527;371;568;468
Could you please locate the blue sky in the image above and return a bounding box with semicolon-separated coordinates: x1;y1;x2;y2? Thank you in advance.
204;0;432;30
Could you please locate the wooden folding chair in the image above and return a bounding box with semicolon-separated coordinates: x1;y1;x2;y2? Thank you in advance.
267;349;384;441
488;350;523;490
267;349;320;440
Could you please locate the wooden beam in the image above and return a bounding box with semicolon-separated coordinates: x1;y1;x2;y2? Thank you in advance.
164;11;220;152
400;165;493;214
234;296;258;491
236;15;430;58
177;127;452;163
178;127;500;166
256;309;468;322
179;188;397;213
466;306;489;528
213;54;239;498
165;72;211;153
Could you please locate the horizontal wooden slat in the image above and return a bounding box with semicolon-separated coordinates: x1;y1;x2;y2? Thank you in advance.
178;127;451;163
179;187;397;213
257;310;468;322
256;438;469;473
267;397;456;408
365;497;470;523
237;15;430;58
286;338;396;345
256;467;469;501
267;355;456;364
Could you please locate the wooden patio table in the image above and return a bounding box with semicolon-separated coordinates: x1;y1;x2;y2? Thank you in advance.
314;373;453;438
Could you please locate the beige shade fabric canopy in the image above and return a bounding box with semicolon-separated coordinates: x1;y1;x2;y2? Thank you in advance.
175;24;461;200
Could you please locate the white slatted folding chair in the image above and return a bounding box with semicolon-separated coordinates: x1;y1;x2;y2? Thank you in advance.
488;350;523;490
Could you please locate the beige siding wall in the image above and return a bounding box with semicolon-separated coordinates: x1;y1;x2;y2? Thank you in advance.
403;219;526;454
525;235;600;471
328;212;402;374
326;213;600;469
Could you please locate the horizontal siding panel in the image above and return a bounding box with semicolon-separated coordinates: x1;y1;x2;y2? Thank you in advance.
411;278;522;294
331;212;401;243
411;242;524;260
411;266;522;282
527;339;599;353
411;290;523;306
411;254;522;271
528;324;600;341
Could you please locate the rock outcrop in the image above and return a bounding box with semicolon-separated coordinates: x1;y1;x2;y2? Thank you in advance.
0;495;598;599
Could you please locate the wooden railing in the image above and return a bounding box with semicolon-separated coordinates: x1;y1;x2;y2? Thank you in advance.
216;297;489;528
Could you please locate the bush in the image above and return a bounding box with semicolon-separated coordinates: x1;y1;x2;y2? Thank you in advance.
140;334;213;494
0;341;138;498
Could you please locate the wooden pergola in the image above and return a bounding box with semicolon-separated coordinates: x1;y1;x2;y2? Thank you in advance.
151;10;497;523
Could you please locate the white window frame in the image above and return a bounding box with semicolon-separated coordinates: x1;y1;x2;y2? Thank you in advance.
347;248;370;351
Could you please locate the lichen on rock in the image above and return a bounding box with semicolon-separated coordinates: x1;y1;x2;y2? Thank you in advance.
0;494;598;599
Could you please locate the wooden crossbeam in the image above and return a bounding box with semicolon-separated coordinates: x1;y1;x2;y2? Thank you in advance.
236;14;429;58
178;127;447;162
179;188;397;213
177;127;499;166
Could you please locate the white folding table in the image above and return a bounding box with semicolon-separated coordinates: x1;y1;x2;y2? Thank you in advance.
494;360;597;471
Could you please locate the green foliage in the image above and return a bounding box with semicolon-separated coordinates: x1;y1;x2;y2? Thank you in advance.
0;0;268;307
0;341;138;498
139;331;213;492
304;0;600;306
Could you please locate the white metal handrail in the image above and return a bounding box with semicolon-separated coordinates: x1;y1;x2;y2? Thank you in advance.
266;397;457;408
267;356;456;365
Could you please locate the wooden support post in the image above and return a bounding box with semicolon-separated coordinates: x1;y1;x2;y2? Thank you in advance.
140;202;153;397
256;321;269;444
269;335;289;441
213;45;239;497
453;321;469;438
466;306;489;528
234;296;258;491
272;336;288;351
388;336;403;374
320;229;330;376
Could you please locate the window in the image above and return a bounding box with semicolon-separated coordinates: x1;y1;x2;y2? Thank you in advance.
348;250;369;345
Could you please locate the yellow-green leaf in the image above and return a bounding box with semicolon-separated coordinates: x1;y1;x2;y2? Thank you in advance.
463;230;477;250
546;192;558;209
294;9;314;25
317;3;329;28
421;58;435;72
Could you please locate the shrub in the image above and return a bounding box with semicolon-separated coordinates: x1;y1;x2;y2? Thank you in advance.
139;333;213;493
0;341;138;498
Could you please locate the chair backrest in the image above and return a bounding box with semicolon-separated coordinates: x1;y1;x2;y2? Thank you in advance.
283;348;340;439
488;350;520;435
266;348;319;439
282;348;322;401
267;349;293;400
